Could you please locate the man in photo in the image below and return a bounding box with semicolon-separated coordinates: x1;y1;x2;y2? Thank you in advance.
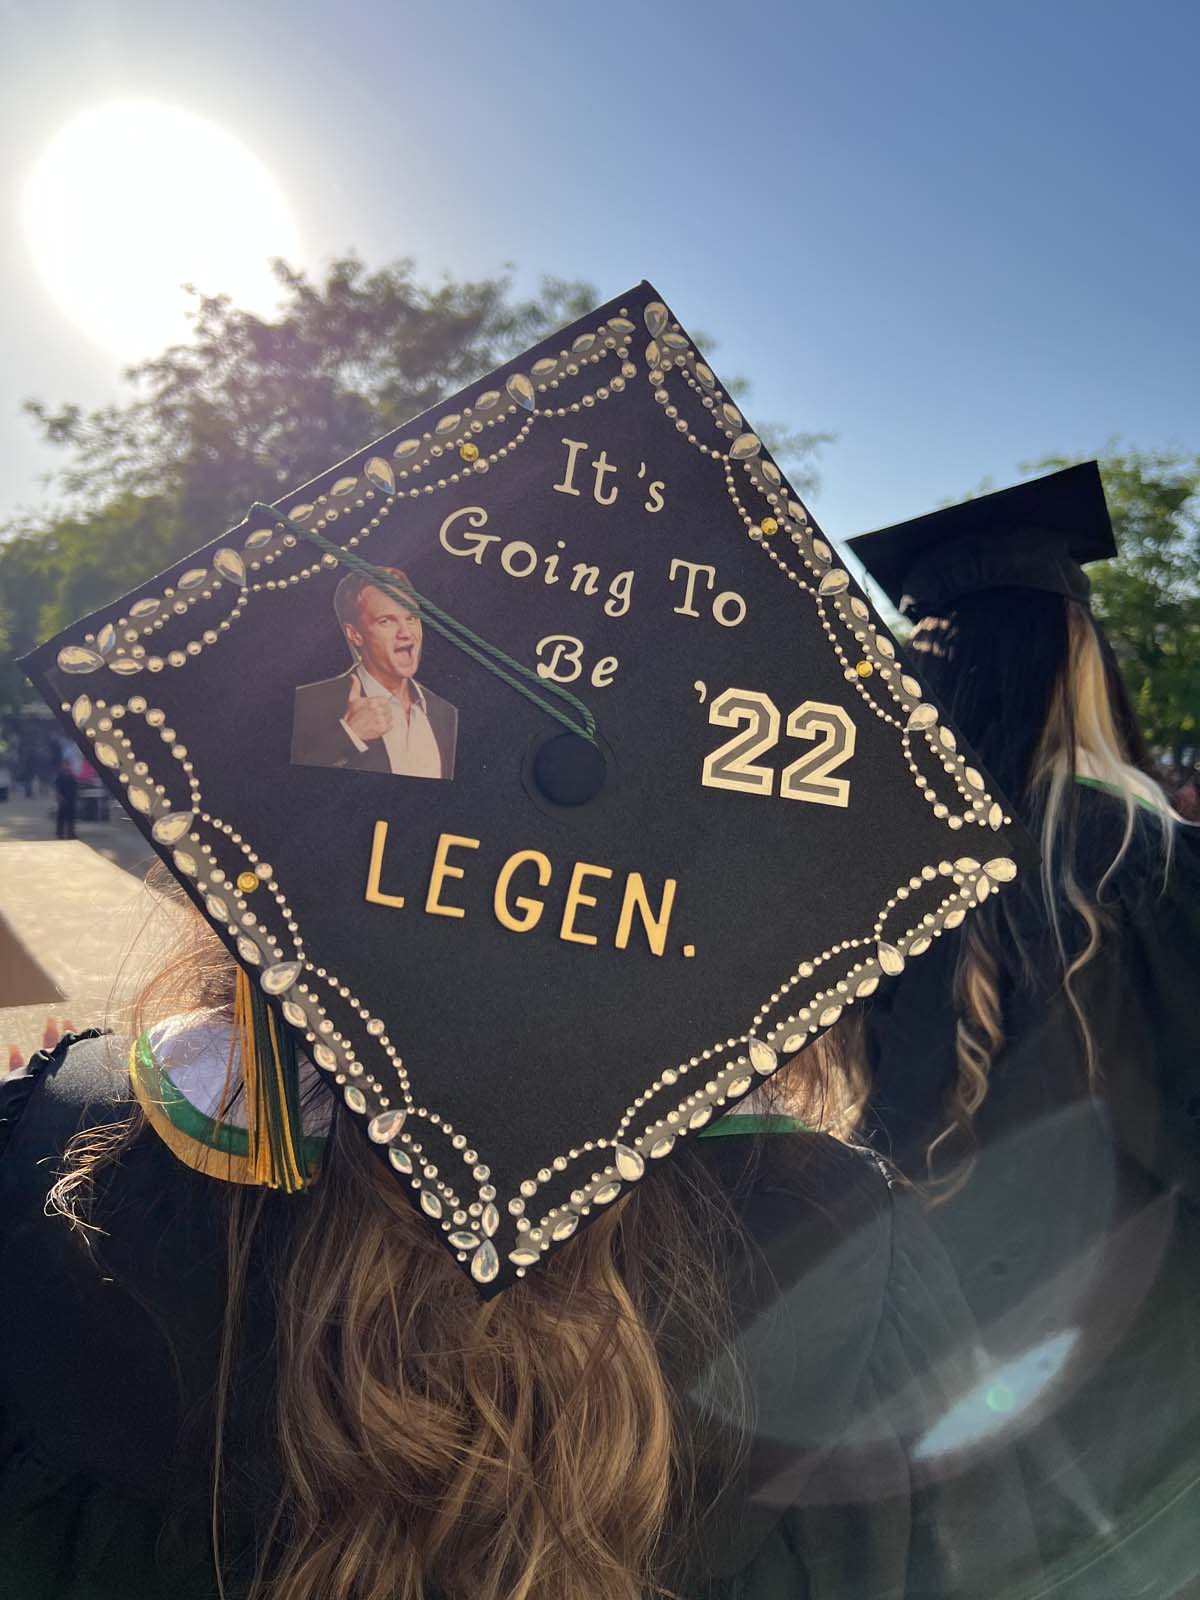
291;568;458;780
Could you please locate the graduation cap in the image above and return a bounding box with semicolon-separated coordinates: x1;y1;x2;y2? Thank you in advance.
22;282;1033;1294
848;462;1115;620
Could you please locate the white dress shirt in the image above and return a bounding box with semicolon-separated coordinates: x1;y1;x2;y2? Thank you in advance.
341;665;443;779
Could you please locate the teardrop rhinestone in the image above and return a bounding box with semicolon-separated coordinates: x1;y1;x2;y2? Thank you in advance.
907;703;939;731
908;936;932;957
965;767;985;790
726;1073;754;1098
236;936;261;965
729;432;761;460
662;330;688;350
818;1003;844;1028
449;1231;479;1251
475;388;501;411
818;569;850;595
213;548;247;587
614;1144;645;1182
644;301;669;336
721;403;742;429
552;1212;579;1241
856;975;880;998
984;857;1018;882
244;528;274;551
313;1042;337;1069
393;437;421;459
331;476;358;496
748;1037;778;1075
650;1135;676;1159
109;657;142;675
944;907;967;929
571;332;596;354
130;596;161;618
95;622;117;656
57;645;105;675
178;568;209;591
368;1109;406;1144
434;412;462;436
344;1085;367;1114
877;941;906;976
70;695;92;726
989;803;1005;830
420;1190;443;1219
364;456;395;495
506;372;536;410
261;959;303;995
531;357;557;378
695;362;716;388
126;786;152;814
288;503;315;522
471;1240;500;1285
282;1000;306;1027
206;895;229;921
593;1181;622;1205
688;1106;713;1132
481;1202;500;1237
389;1145;413;1174
93;742;120;769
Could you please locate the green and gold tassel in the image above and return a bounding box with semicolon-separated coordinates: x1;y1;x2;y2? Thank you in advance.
234;966;311;1192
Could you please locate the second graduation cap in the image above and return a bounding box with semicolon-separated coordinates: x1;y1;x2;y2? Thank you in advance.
849;461;1115;619
23;282;1033;1293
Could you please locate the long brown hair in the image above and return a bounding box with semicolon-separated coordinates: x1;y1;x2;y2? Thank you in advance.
51;879;815;1600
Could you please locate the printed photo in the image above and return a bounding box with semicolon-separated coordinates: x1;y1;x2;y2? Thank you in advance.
291;567;458;780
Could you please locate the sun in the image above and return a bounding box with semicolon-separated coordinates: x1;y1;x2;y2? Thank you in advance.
22;101;302;360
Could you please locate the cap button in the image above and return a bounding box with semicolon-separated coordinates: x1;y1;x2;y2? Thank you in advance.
532;733;607;806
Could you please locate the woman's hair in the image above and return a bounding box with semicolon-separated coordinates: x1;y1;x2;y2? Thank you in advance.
50;876;823;1600
904;589;1176;1169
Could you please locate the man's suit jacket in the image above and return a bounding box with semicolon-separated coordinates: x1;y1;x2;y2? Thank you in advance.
290;668;458;779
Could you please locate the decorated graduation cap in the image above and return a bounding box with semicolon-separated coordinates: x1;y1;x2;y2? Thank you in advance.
23;281;1033;1294
849;461;1115;620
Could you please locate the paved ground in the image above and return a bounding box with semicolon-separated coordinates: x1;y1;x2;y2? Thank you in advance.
0;786;155;876
0;793;180;1060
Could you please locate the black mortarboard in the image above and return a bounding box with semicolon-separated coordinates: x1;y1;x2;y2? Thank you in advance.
22;282;1033;1294
848;462;1116;620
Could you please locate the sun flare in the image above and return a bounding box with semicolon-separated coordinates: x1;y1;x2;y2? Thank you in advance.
22;101;302;360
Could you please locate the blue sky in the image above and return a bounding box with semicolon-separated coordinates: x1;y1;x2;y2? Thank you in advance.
1;0;1196;553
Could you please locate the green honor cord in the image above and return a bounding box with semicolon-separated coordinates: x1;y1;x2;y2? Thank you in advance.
251;504;597;742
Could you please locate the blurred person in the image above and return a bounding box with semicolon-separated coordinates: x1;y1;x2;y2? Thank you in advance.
849;463;1200;1588
53;757;77;840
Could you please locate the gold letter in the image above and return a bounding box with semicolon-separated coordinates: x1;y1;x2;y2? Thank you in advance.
364;820;405;908
494;849;552;933
615;872;677;957
559;861;613;946
425;833;481;919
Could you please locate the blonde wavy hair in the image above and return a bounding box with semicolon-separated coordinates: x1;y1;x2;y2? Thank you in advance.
49;884;823;1600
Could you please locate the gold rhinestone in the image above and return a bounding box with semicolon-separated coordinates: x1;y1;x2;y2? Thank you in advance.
458;442;479;463
759;517;779;537
236;871;259;894
855;660;874;678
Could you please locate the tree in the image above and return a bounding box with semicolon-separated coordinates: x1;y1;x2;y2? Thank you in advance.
2;256;828;718
1029;449;1200;772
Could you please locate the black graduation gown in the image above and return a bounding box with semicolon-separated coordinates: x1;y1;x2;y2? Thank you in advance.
862;786;1200;1591
0;1032;1044;1600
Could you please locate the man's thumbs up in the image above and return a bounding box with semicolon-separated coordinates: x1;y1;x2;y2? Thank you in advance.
343;671;393;742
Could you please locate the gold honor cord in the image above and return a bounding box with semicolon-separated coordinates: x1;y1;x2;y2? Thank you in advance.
249;504;598;742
